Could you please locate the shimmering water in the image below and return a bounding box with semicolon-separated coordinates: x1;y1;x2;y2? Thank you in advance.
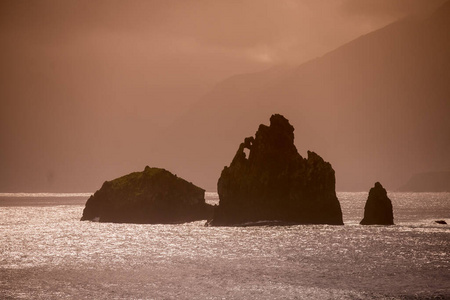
1;192;449;299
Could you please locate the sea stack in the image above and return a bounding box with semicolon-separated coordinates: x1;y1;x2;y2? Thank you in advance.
360;182;394;225
81;166;213;224
208;114;343;226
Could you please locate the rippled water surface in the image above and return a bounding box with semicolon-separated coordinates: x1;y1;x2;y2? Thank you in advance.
1;193;449;299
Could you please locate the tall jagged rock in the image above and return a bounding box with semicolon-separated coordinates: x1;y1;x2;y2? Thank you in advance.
208;114;343;226
360;182;394;225
81;166;213;224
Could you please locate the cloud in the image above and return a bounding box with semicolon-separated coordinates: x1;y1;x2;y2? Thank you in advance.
340;0;447;19
4;0;443;65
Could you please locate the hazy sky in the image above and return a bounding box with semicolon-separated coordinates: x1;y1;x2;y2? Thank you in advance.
0;0;446;192
1;0;444;121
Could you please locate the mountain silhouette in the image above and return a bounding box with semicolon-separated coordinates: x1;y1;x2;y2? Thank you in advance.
157;1;450;191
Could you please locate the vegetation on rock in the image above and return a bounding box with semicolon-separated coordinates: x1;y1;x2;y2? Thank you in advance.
81;166;213;224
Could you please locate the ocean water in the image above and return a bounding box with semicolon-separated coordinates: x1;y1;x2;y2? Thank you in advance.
0;192;449;299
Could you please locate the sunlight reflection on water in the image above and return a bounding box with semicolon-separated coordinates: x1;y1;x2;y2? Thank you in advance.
0;193;449;299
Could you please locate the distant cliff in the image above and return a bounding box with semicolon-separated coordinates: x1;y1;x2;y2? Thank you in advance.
398;171;450;192
208;114;343;226
157;1;450;192
81;166;213;223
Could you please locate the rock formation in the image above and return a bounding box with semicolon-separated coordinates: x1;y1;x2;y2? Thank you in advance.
360;182;394;225
435;220;447;225
208;114;343;226
81;166;213;223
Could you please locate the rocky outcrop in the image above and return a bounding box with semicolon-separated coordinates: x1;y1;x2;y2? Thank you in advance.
81;166;213;223
360;182;394;225
208;114;343;226
435;220;447;225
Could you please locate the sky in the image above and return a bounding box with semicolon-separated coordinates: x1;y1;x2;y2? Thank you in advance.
0;0;446;192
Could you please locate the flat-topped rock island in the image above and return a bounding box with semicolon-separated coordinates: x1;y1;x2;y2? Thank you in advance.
81;166;213;224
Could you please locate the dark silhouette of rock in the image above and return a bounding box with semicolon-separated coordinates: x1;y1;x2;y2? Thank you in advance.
435;220;447;225
81;166;213;223
360;182;394;225
208;114;343;226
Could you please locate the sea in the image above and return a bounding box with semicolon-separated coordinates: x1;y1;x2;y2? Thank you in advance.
0;192;449;299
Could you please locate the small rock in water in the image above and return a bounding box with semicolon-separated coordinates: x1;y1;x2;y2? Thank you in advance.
360;182;394;225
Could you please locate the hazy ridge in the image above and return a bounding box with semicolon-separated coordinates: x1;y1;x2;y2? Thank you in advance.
157;1;450;191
